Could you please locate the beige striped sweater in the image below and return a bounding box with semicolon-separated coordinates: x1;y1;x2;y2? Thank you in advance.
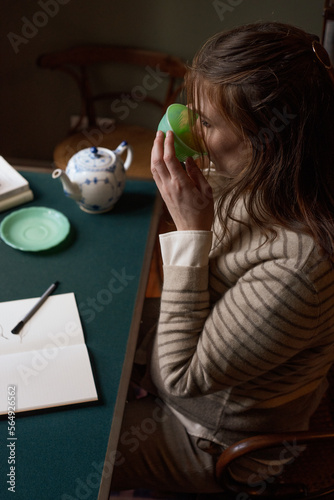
149;194;334;446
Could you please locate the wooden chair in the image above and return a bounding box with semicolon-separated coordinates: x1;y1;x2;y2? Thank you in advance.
213;365;334;499
37;45;186;178
322;0;334;63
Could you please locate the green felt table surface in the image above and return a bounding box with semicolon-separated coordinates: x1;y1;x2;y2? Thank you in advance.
0;171;158;500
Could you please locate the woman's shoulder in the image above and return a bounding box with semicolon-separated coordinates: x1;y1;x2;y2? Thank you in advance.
210;223;334;292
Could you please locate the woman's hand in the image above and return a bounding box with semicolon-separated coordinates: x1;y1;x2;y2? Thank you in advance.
151;130;214;231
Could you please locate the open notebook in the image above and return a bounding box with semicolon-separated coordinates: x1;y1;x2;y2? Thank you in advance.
0;292;98;414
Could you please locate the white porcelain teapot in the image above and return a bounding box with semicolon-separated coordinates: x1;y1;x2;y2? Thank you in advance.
52;142;133;213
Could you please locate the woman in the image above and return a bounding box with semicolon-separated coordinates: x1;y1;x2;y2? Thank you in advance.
110;22;334;494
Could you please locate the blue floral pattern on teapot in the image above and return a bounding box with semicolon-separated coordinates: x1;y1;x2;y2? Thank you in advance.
52;142;133;213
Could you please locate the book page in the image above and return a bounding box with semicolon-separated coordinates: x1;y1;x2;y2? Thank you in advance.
0;293;98;414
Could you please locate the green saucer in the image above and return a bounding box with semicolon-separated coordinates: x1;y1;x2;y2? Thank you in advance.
0;206;70;251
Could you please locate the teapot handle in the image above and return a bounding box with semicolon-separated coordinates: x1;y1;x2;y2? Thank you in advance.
115;141;133;171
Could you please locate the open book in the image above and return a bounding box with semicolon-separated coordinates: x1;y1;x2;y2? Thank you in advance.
0;293;98;414
0;156;34;211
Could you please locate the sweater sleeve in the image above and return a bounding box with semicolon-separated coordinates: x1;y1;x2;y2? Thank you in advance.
157;255;320;398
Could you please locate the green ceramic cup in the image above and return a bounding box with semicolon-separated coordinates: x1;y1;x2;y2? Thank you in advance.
157;103;202;162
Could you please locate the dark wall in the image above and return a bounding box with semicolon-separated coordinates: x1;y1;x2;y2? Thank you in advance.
0;0;324;162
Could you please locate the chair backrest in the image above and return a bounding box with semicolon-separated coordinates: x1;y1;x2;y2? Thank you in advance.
37;45;186;133
215;363;334;499
322;0;334;62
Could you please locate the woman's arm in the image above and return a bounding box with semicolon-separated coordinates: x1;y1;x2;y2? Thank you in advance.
157;256;320;398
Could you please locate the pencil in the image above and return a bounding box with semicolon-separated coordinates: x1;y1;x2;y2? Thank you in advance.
11;281;59;334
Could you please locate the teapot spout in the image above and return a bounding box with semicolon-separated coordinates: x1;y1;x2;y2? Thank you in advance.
52;169;82;201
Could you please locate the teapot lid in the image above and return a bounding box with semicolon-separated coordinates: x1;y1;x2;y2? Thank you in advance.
69;146;115;171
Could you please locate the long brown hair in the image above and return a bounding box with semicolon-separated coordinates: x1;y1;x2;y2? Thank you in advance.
186;22;334;260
